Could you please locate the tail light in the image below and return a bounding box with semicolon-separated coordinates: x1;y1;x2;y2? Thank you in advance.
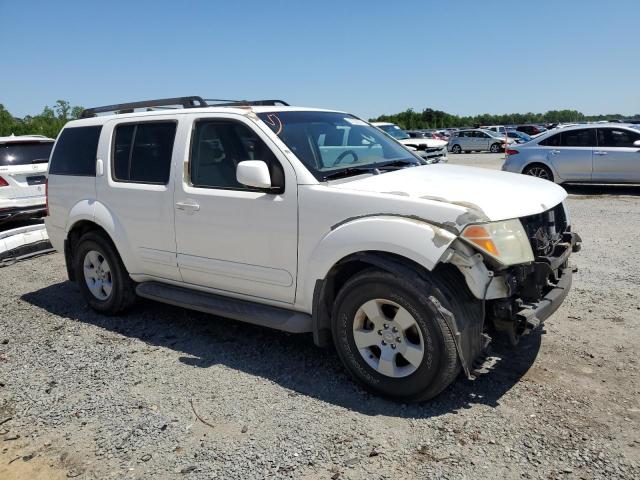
0;176;8;187
506;149;519;156
45;179;49;215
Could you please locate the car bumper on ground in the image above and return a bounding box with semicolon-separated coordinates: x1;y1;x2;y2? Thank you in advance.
0;204;46;223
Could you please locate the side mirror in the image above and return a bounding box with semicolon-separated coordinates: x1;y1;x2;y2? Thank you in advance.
236;161;272;189
634;140;640;148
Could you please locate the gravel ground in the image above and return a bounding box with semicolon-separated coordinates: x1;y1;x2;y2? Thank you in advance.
1;153;639;479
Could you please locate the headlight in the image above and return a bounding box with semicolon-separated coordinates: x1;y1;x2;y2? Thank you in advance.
461;219;534;265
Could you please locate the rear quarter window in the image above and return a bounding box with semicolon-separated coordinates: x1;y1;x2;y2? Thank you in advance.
49;126;102;176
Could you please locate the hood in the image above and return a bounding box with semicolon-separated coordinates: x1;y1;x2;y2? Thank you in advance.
399;138;448;148
330;164;567;222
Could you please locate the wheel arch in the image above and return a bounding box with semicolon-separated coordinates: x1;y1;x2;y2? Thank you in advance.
522;161;560;183
311;250;437;347
65;202;137;280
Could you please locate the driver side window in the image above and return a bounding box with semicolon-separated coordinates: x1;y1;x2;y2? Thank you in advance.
189;120;284;191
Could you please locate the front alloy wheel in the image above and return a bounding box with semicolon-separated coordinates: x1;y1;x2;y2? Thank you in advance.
353;299;424;378
332;269;461;402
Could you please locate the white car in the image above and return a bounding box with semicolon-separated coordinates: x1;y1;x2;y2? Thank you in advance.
371;122;448;162
45;96;580;402
0;135;54;223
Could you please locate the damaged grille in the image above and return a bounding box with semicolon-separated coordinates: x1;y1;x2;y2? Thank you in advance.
519;203;568;257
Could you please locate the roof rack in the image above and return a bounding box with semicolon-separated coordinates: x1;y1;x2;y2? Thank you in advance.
80;96;289;118
204;99;290;107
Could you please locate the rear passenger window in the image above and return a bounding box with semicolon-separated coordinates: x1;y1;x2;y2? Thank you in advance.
112;122;176;184
539;133;560;147
49;126;102;176
560;129;596;147
189;120;284;191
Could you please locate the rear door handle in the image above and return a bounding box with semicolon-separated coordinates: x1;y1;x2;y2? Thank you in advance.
593;151;608;156
176;201;200;213
550;150;560;155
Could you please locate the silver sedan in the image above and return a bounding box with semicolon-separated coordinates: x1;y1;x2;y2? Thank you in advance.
502;124;640;183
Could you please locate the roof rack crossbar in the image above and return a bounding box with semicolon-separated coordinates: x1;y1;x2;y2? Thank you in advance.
204;99;290;107
80;96;207;118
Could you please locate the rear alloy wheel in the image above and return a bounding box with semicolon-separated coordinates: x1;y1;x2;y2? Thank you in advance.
332;269;460;402
451;144;462;154
83;250;113;300
74;231;137;314
489;142;502;153
524;164;553;181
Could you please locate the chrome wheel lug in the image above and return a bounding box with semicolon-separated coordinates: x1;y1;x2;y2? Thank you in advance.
383;324;389;329
396;337;401;343
381;341;386;346
392;327;398;333
391;344;396;349
377;330;382;335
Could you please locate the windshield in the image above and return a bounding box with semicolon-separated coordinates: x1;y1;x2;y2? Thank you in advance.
257;112;420;181
376;124;410;140
0;141;53;166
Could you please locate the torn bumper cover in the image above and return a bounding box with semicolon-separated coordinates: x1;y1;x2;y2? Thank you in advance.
490;231;581;342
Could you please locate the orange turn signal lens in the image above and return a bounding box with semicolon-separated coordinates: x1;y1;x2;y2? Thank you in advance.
461;225;499;256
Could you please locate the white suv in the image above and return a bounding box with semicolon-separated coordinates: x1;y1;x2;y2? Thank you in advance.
45;96;581;401
0;135;54;223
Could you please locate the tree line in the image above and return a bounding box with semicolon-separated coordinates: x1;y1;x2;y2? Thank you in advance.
369;107;637;130
1;102;637;138
0;101;84;138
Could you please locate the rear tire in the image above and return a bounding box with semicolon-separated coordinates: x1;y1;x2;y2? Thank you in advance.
74;231;136;314
331;269;460;402
451;144;462;154
489;143;501;153
523;163;554;182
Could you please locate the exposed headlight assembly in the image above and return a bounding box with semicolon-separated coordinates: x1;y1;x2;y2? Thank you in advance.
461;219;534;265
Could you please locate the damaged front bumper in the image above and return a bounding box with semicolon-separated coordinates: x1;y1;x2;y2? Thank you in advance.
489;231;581;343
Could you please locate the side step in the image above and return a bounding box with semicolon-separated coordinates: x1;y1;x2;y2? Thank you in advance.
136;281;312;334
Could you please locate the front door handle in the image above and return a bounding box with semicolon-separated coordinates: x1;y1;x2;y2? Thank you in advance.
550;150;561;155
593;151;608;156
176;201;200;213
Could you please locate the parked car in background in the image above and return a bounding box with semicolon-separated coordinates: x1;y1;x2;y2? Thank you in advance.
372;122;448;162
503;123;640;183
483;125;508;134
407;130;445;140
516;125;547;136
448;129;514;153
506;130;532;144
0;135;54;223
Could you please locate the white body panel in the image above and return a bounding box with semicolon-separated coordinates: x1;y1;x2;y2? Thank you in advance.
173;113;298;303
95;116;182;281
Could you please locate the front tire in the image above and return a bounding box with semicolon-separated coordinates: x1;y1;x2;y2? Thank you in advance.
74;231;136;314
331;269;460;402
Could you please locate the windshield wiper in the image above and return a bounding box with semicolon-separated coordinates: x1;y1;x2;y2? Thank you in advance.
323;167;380;181
377;159;420;170
31;158;49;163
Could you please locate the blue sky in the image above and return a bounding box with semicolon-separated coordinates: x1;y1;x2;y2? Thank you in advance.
1;0;638;119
